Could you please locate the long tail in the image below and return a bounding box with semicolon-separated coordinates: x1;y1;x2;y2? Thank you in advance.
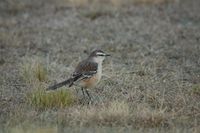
47;78;73;90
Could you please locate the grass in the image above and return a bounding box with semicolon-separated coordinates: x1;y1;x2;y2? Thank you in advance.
14;54;197;128
56;0;175;7
191;84;200;96
28;88;75;109
73;101;131;126
134;104;168;128
18;58;174;127
9;127;57;133
20;58;48;84
56;102;170;128
19;57;76;109
0;0;200;132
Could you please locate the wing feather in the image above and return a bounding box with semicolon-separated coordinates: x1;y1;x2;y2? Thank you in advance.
69;60;98;86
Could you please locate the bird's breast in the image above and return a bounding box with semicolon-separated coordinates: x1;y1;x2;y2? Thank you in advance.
81;73;101;88
82;69;102;88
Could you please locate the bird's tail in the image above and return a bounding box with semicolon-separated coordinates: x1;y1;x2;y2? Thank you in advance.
47;78;73;90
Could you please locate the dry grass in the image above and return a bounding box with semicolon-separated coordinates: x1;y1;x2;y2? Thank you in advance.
56;0;175;7
69;101;131;126
9;52;199;128
9;127;57;133
0;0;200;132
134;104;168;128
19;58;48;84
19;57;76;109
56;101;170;128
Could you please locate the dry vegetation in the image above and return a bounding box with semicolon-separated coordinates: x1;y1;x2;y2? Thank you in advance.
0;0;200;132
57;0;175;7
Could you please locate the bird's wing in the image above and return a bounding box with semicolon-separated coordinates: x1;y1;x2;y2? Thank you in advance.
47;60;98;89
72;60;98;82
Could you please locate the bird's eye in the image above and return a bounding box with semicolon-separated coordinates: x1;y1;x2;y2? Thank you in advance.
97;54;105;56
96;52;106;56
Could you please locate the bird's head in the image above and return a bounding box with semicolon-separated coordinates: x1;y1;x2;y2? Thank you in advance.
89;49;110;63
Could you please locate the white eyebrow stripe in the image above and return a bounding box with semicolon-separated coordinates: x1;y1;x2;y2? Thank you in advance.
96;52;106;56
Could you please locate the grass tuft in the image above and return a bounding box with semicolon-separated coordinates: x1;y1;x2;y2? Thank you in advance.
135;105;168;128
34;63;47;82
28;88;75;109
67;101;130;126
99;101;130;120
20;58;48;84
20;57;76;109
191;84;200;96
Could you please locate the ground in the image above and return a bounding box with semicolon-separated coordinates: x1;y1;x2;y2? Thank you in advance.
0;0;200;132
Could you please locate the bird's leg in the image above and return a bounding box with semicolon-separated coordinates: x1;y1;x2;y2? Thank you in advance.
85;89;92;102
81;87;85;98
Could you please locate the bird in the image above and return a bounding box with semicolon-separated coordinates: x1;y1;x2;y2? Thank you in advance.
47;49;110;101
